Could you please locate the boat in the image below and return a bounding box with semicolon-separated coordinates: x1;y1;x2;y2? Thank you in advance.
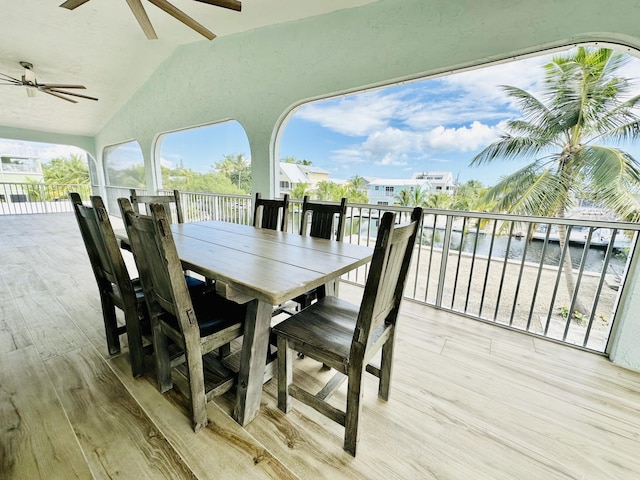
530;225;614;248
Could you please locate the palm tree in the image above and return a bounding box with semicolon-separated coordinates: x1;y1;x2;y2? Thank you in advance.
214;154;251;192
425;192;453;209
471;47;640;314
291;182;311;199
394;188;414;206
395;185;429;207
43;154;90;185
452;180;491;211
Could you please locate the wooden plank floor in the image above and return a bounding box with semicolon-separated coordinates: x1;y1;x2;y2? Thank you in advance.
2;212;640;479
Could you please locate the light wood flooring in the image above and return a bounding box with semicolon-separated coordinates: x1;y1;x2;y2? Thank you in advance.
2;212;640;479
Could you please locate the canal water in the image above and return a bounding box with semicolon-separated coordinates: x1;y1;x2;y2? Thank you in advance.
430;229;630;275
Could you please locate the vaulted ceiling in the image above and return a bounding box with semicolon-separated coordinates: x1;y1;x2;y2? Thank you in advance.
0;0;376;137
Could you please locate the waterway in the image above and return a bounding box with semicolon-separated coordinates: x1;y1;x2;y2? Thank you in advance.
426;229;630;275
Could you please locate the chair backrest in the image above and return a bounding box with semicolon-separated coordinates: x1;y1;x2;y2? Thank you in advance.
70;192;135;303
119;198;195;335
129;188;184;224
253;192;290;231
353;207;422;357
300;196;347;241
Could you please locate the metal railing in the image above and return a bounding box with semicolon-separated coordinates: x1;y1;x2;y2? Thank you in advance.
175;192;640;353
341;204;639;353
0;182;92;214
5;182;638;353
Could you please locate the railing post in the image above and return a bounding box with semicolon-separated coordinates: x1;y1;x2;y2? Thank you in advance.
436;214;453;308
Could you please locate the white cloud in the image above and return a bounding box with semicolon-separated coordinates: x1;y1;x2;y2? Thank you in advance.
0;139;85;162
423;121;504;152
159;156;175;169
296;91;407;136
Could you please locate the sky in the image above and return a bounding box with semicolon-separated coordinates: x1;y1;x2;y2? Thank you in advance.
4;46;640;187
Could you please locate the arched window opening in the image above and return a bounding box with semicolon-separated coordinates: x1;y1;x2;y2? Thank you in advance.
157;121;251;195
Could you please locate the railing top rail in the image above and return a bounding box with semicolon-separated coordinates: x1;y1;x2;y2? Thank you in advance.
346;202;640;231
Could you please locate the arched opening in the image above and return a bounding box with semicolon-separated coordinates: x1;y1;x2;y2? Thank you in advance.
156;120;251;194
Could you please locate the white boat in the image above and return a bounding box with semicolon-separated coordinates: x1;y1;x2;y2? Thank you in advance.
530;225;614;248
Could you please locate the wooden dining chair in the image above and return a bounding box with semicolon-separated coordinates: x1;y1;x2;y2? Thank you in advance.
119;198;247;432
69;192;147;377
295;195;348;309
253;192;290;231
130;188;184;224
273;207;423;456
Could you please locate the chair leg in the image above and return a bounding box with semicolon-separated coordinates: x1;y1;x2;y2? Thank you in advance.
123;306;145;377
277;336;293;413
153;320;173;394
378;332;396;401
344;370;364;457
100;294;121;355
218;343;231;357
185;346;208;432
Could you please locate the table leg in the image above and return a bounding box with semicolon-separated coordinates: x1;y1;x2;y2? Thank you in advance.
233;299;273;426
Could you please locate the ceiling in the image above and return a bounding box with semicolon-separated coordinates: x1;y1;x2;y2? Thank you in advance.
0;0;377;137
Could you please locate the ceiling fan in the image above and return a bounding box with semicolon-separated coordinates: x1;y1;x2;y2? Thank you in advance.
0;61;98;103
59;0;242;41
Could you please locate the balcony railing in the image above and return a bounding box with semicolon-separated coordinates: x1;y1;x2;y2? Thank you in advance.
177;191;639;353
5;182;638;354
0;182;93;214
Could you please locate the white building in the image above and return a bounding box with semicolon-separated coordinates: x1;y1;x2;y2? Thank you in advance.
368;178;430;205
411;171;456;194
279;163;329;194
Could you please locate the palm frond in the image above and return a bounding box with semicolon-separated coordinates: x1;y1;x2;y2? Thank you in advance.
581;146;640;221
470;135;554;166
483;162;568;216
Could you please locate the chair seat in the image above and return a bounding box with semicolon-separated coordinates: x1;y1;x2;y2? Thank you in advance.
272;296;359;369
162;290;246;338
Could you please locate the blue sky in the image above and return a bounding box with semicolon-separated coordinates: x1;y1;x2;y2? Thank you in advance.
4;47;640;187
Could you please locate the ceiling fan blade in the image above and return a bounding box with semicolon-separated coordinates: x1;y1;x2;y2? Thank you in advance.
59;0;91;10
46;88;99;101
0;72;22;84
42;89;78;103
147;0;216;40
125;0;158;40
193;0;241;12
38;84;87;89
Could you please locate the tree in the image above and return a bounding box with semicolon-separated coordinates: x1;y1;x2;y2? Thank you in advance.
282;156;313;165
316;180;340;201
394;188;415;206
108;164;146;187
162;166;244;194
452;180;491;211
42;154;90;184
471;47;640;314
425;192;452;209
291;182;311;199
214;154;251;193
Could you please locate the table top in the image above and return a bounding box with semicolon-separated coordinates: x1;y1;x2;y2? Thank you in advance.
130;220;373;305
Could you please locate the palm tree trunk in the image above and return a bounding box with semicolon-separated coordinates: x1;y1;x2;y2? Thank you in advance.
556;214;588;316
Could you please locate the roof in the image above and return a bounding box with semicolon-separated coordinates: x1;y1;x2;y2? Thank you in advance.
368;178;430;187
299;165;328;174
279;163;310;183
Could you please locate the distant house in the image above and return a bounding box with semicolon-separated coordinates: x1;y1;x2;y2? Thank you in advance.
279;163;329;194
0;155;43;203
368;178;430;205
411;171;456;194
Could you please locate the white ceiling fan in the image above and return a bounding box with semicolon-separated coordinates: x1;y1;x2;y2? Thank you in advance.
0;61;98;103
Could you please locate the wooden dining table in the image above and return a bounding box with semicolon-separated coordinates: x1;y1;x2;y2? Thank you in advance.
121;220;373;426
